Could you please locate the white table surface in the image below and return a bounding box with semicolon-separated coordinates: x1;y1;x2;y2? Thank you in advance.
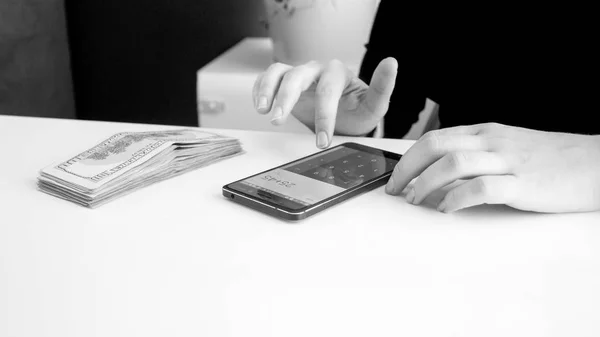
1;115;600;337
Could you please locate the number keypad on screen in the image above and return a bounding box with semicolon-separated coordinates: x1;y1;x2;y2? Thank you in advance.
285;149;398;189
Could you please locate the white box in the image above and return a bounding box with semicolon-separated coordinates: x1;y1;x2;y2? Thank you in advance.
197;37;312;134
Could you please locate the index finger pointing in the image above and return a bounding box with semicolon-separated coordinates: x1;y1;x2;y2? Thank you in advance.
314;59;351;148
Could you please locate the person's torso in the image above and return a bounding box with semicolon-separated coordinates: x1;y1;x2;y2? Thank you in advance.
362;2;599;136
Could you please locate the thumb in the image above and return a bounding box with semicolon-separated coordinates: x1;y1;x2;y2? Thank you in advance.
363;57;398;119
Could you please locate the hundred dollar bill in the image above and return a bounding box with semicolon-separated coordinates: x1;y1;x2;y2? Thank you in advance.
38;143;242;208
39;129;242;193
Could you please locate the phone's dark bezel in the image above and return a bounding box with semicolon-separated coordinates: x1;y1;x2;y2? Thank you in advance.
222;142;402;221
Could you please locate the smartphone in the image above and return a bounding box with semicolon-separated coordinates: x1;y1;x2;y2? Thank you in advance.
222;142;402;221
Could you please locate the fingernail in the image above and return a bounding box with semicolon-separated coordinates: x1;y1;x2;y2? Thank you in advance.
271;106;283;124
317;131;328;148
257;96;268;111
406;188;415;204
385;176;395;194
437;200;447;213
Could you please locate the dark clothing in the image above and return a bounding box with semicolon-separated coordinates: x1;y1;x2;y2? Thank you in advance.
359;1;599;138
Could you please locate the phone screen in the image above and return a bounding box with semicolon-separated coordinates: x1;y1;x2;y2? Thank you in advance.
227;144;400;211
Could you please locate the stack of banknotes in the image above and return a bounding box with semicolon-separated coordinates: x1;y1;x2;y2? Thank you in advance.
38;129;243;208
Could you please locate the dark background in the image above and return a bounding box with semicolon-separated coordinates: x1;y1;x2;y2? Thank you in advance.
0;0;75;119
65;0;267;126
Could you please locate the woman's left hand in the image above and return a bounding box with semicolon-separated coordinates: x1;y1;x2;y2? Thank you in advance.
385;123;600;213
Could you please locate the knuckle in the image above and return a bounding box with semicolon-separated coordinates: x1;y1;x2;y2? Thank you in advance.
314;113;333;124
470;177;491;197
392;161;404;175
282;69;303;85
315;83;334;97
268;62;287;72
420;130;435;140
444;189;459;205
412;177;425;193
328;58;343;68
446;152;469;171
420;130;439;142
370;81;387;96
420;132;442;153
479;122;504;134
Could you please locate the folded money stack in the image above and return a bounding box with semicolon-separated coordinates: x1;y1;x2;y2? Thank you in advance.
38;129;243;208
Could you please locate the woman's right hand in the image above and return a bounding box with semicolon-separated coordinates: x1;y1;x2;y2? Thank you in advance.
252;57;398;148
